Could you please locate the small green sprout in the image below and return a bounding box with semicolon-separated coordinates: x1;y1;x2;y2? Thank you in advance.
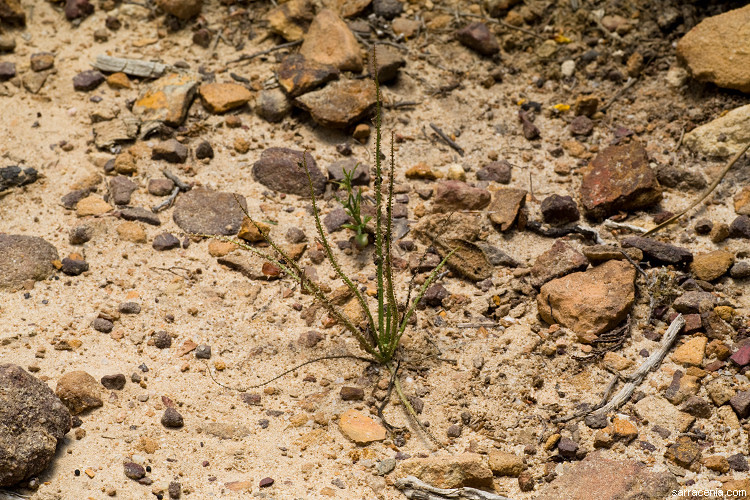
333;165;372;249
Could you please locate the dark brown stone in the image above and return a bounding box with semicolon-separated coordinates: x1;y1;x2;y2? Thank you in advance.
252;148;326;197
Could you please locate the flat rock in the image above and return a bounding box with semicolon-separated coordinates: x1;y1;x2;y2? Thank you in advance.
295;79;376;128
0;364;71;487
536;452;677;500
541;194;580;225
55;371;103;415
730;390;750;418
432;180;491;213
119;207;161;226
583;245;643;265
132;72;199;126
676;4;750;93
538;259;635;337
398;453;493;489
173;189;247;235
199;83;253;114
328;158;369;186
730;215;750;238
0;234;59;291
109;176;137;205
93;117;140;149
684;104;750;157
267;0;314;41
255;88;291;123
276;54;339;97
665;436;702;469
338;409;386;444
690;250;734;281
0;165;37;191
476;160;511;184
455;22;499;56
671;336;707;366
152;139;188;163
529;240;589;288
622;236;692;267
0;61;16;80
673;290;716;313
580;142;662;220
252;148;326;197
367;44;405;83
73;70;105;92
22;70;49;94
488;451;525;477
635;395;695;433
488;187;527;231
299;9;363;72
156;0;202;19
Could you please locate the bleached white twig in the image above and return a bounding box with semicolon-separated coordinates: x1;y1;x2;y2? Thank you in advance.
395;476;513;500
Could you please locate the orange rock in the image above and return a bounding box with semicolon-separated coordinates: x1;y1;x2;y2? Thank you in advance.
199;83;253;113
106;72;131;89
132;72;199;126
338;409;386;444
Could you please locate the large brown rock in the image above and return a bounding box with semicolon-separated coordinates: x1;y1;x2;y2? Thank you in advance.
294;79;376;128
0;364;71;487
173;189;247;236
0;234;59;291
276;54;339;97
676;4;750;93
299;9;363;72
580;142;662;220
55;371;103;415
132;73;199;126
156;0;202;19
536;452;677;500
398;453;493;489
537;260;635;337
252;148;326;197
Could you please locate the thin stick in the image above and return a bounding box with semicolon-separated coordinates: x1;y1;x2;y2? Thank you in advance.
228;39;302;65
395;476;512;500
643;141;750;236
163;169;191;191
600;77;638;112
429;123;465;156
603;219;647;233
151;186;180;213
590;314;684;417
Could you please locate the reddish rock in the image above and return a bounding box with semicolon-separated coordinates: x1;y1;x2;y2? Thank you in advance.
432;180;491;213
488;187;527;231
729;345;750;367
299;9;362;72
580;142;662;220
529;240;588;288
294;79;376;128
536;453;677;500
455;22;499;56
537;260;635;337
199;83;253;114
276;54;339;97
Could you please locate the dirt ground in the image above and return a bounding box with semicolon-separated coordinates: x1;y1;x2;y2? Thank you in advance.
1;0;749;499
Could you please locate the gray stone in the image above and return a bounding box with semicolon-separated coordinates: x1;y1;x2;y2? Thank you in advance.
328;158;370;186
153;233;180;251
173;189;247;235
93;117;140;149
119;207;161;226
252;148;326;197
152;139;188;163
0;364;72;487
255;88;291;123
110;176;137;205
0;235;59;291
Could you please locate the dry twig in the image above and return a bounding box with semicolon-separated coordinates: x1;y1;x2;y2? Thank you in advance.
395;476;512;500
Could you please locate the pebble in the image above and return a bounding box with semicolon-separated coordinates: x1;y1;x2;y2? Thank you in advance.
199;82;252;114
118;302;141;314
93;317;114;333
622;236;693;267
276;54;339;98
561;59;576;77
106;72;130;89
30;52;54;72
299;9;363;72
148;178;175;196
195;140;214;160
93;118;139;150
569;115;593;136
73;71;105;92
0;61;15;80
161;407;184;428
195;344;211;359
68;225;93;245
476;160;511;184
487;187;527;231
133;73;199;126
377;458;397;476
665;436;702;469
123;462;145;480
101;374;126;390
120;207;161;226
76;195;113;217
541;194;580;225
295;79;376;129
367;45;405;84
455;22;499;56
339;386;364;401
109;176;137;205
729;261;750;279
730;390;750;418
530;240;588;288
729;215;750;238
61;256;89;276
252;148;326;197
259;477;274;488
152;139;188;164
422;283;449;307
580;142;662;220
172;188;247;235
55;371;103;415
153;233;180;251
168;481;182;499
488;451;525;477
255;88;291;123
728;454;749;472
338;409;386;444
373;0;403;19
690;250;734;281
0;35;16;52
635;395;695;433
